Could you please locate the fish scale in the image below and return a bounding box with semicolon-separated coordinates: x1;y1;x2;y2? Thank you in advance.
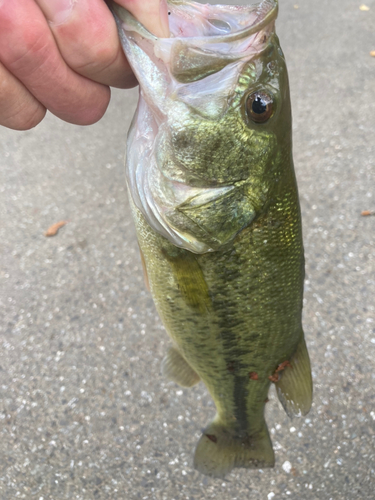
111;0;313;478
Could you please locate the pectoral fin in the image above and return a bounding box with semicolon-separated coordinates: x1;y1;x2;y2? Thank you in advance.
139;247;150;291
162;346;200;387
162;247;212;314
275;335;313;418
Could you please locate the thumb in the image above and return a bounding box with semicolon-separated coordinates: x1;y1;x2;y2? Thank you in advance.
114;0;170;38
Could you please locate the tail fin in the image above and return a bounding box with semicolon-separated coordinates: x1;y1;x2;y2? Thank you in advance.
275;335;313;418
193;418;274;478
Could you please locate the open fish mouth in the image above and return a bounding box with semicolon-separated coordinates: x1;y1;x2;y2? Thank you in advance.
112;0;278;83
113;0;278;42
161;0;278;44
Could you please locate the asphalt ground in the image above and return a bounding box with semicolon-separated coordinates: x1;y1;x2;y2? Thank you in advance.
1;0;374;498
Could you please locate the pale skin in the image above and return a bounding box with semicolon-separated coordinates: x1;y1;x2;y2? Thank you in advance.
0;0;169;130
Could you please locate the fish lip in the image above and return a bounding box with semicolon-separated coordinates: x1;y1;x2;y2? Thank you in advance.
110;0;278;44
184;1;279;45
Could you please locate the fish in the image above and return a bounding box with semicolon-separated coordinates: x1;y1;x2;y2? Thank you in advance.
111;0;313;478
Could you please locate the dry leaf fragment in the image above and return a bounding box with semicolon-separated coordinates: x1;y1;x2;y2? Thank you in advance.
291;467;299;477
359;4;370;11
361;210;372;216
370;50;375;57
44;221;68;237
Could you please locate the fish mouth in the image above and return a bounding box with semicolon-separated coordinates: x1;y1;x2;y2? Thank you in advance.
111;0;278;84
111;0;278;43
167;0;278;44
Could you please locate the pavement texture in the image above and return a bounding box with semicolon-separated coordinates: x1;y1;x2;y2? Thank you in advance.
1;0;374;498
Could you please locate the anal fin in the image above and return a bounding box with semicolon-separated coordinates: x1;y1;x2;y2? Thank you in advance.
275;335;313;418
162;346;200;387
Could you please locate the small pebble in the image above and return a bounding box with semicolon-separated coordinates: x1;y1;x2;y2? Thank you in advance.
282;460;292;474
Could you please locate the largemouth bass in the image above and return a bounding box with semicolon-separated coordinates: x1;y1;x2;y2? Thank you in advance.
112;0;313;478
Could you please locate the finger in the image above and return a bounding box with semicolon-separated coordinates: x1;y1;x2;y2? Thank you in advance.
35;0;138;89
118;0;170;38
0;1;110;126
0;61;46;130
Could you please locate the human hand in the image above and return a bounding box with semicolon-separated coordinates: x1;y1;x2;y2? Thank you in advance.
0;0;169;130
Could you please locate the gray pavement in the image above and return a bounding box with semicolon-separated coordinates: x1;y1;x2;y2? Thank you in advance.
1;0;374;498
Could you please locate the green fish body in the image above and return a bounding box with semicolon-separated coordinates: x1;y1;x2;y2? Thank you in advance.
113;0;312;478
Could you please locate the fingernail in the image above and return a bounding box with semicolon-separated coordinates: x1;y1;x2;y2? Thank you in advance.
159;0;170;38
36;0;76;25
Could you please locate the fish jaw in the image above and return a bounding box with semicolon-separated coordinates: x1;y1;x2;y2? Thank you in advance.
113;0;285;253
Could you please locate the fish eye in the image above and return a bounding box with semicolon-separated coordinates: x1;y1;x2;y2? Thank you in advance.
246;91;274;123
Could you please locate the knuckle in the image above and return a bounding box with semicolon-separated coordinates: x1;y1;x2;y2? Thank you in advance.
76;91;110;126
56;16;118;76
20;106;46;130
7;28;50;73
0;66;47;130
90;42;116;68
73;42;118;76
4;104;46;131
55;20;121;82
72;46;135;89
54;86;110;126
